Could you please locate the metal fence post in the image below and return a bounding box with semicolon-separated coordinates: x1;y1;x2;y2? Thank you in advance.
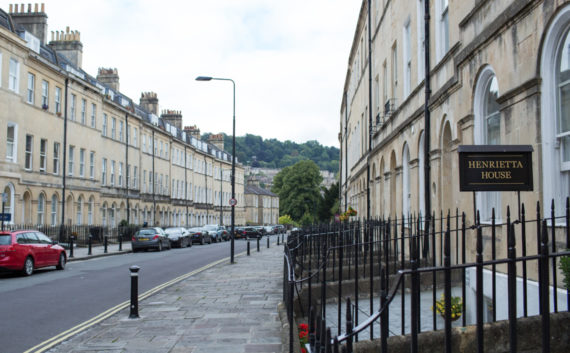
539;220;550;353
476;211;484;353
247;240;250;256
507;219;517;353
69;233;74;258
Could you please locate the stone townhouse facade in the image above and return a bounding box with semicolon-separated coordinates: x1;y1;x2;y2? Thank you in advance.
0;4;245;228
340;0;570;264
244;180;279;226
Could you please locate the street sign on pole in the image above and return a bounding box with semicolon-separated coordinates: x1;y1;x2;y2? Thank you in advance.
0;213;11;222
229;198;237;207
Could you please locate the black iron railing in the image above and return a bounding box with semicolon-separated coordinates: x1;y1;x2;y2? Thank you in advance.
283;198;570;353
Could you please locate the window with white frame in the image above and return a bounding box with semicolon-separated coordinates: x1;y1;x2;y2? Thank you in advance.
119;162;123;187
53;142;60;174
37;193;45;225
9;58;19;92
55;87;61;114
27;73;35;104
89;151;95;179
25;134;33;170
39;138;47;172
68;145;75;176
51;194;58;226
133;166;138;189
102;158;107;185
403;19;412;97
392;43;398;96
70;94;76;121
143;170;147;192
437;0;450;61
110;160;115;186
383;61;388;105
119;121;123;142
102;114;107;136
6;123;17;162
133;127;138;147
79;148;85;177
111;118;116;139
81;98;86;124
541;9;570;217
76;196;83;225
474;66;501;222
417;0;426;84
142;134;146;152
127;164;131;188
88;197;94;225
91;103;96;128
41;80;48;108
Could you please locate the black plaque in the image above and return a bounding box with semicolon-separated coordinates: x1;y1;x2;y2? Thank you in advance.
458;145;533;192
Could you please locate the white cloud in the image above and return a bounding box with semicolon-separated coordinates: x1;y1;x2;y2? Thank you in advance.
3;0;360;147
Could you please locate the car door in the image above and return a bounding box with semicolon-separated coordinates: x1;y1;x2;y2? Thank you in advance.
37;232;58;264
25;232;46;267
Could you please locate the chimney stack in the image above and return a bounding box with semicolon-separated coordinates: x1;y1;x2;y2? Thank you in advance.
9;3;48;44
140;92;159;115
49;26;83;67
208;133;225;151
184;125;201;140
97;68;120;92
161;109;183;130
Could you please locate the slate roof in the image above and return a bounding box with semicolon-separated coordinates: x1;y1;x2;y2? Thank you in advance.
245;185;277;197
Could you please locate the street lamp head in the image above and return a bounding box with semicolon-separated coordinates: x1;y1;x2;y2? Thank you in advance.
195;76;213;81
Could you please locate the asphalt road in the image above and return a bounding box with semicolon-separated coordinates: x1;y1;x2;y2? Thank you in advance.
0;239;251;353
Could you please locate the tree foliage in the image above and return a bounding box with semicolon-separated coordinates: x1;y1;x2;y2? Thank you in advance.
201;133;339;173
272;160;323;222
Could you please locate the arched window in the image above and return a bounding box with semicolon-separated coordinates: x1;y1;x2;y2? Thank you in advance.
51;194;58;226
37;193;45;225
402;144;411;217
474;66;501;221
541;7;570;218
88;197;94;225
76;196;83;225
3;184;15;224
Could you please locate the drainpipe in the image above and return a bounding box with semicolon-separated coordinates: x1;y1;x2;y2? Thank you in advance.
152;130;156;225
125;112;130;224
367;0;373;223
59;77;69;242
424;0;432;224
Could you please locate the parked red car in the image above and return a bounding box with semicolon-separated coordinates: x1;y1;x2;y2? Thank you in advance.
0;230;67;276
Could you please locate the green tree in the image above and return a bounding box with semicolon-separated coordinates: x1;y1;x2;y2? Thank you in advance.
272;160;323;223
318;181;339;222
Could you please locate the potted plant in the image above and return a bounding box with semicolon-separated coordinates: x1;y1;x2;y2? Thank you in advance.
42;104;49;110
433;293;463;321
56;111;62;117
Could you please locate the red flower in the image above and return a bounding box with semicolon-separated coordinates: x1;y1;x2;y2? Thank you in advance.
301;348;307;353
299;331;308;339
299;323;309;331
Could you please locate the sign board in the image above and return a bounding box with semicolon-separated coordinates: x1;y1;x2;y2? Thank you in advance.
229;198;237;206
458;145;533;192
0;213;11;222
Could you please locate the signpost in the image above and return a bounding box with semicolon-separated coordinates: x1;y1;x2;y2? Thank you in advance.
229;198;237;207
458;145;533;220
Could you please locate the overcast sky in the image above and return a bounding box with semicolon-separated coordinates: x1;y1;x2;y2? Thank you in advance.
3;0;361;147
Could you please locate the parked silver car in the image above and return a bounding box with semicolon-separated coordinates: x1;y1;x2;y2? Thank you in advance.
131;227;171;252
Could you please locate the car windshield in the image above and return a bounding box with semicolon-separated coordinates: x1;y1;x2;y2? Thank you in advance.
165;228;180;234
137;229;155;235
0;235;11;245
203;225;216;230
188;228;202;232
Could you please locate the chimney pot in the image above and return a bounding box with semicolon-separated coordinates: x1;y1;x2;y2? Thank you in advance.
27;3;31;12
41;3;44;12
34;3;38;12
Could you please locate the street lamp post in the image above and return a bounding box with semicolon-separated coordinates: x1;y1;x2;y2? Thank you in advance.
196;76;236;264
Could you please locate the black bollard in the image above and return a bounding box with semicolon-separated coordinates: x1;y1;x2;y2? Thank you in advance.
69;235;74;258
118;234;122;251
247;241;250;256
88;235;92;255
129;265;140;319
257;237;260;252
267;236;270;248
277;236;280;246
104;236;108;253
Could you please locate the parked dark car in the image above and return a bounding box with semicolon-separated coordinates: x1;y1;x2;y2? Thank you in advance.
164;227;191;248
274;225;286;234
188;227;213;245
235;226;262;239
0;230;66;276
203;224;229;242
131;227;171;252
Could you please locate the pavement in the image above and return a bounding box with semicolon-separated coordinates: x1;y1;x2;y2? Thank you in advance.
42;235;286;353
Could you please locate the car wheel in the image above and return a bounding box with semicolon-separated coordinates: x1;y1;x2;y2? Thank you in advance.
158;241;163;252
23;257;34;276
56;253;66;270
